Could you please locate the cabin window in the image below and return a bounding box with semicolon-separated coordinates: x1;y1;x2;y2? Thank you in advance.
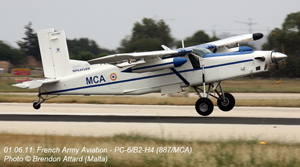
191;48;212;57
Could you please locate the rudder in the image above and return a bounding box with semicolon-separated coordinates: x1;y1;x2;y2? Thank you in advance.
37;28;71;79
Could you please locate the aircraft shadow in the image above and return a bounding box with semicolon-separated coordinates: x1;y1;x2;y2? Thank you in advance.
0;114;299;125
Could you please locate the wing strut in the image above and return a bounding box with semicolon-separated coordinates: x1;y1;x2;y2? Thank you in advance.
170;68;190;86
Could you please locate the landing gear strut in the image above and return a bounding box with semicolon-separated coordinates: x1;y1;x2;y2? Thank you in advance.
33;92;59;110
193;82;235;116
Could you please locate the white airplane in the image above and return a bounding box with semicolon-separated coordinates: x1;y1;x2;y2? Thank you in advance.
13;28;287;116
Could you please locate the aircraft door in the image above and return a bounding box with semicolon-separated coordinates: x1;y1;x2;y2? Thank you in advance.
188;54;201;69
185;54;202;85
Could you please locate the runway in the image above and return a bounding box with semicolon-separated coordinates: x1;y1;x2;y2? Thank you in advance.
0;103;299;142
1;114;300;125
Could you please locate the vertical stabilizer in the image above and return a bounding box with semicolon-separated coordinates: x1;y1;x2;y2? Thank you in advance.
37;29;71;79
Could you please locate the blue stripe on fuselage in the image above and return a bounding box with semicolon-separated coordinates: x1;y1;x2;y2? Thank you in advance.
43;59;253;94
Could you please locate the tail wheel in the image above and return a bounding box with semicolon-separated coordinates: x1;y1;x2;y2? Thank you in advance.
217;93;235;112
33;101;41;110
32;93;59;110
195;98;214;116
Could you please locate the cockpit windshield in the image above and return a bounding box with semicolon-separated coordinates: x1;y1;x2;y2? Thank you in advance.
190;47;212;57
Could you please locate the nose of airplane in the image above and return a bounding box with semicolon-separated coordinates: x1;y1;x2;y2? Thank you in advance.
271;52;287;63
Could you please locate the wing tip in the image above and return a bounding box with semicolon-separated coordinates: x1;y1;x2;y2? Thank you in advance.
253;33;264;41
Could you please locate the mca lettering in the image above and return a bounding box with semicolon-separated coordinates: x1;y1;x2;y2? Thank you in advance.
86;75;106;85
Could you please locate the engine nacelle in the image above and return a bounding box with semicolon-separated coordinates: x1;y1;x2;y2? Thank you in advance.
122;57;187;73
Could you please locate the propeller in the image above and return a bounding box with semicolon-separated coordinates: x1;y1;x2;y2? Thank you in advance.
254;51;287;83
271;51;287;64
271;51;287;84
275;62;279;70
271;51;287;71
255;51;287;64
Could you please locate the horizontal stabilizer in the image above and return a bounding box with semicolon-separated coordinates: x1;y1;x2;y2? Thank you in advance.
12;79;59;89
13;80;42;89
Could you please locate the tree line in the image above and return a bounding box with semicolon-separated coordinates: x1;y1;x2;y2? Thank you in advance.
0;19;219;65
1;12;300;78
262;12;300;78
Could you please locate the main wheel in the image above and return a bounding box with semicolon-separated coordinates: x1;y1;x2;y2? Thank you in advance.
217;93;235;112
195;98;214;116
33;101;41;110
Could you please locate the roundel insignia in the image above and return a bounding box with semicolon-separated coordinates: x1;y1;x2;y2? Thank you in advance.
110;73;117;81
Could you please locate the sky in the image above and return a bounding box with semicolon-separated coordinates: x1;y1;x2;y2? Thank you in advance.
0;0;299;50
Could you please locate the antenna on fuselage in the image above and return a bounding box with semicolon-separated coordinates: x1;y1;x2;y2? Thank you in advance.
181;40;185;48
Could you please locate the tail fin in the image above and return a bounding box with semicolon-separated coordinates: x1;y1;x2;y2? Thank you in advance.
37;28;71;79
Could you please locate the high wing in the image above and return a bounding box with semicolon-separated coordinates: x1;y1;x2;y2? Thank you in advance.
88;33;263;65
88;48;192;65
191;33;264;49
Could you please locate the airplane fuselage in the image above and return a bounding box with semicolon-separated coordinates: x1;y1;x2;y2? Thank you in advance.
40;50;271;96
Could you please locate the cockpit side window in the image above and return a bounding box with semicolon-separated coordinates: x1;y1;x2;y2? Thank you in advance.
191;48;212;57
188;54;200;69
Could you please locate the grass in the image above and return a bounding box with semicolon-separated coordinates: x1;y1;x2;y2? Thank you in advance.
0;133;299;167
0;78;38;93
221;78;300;93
